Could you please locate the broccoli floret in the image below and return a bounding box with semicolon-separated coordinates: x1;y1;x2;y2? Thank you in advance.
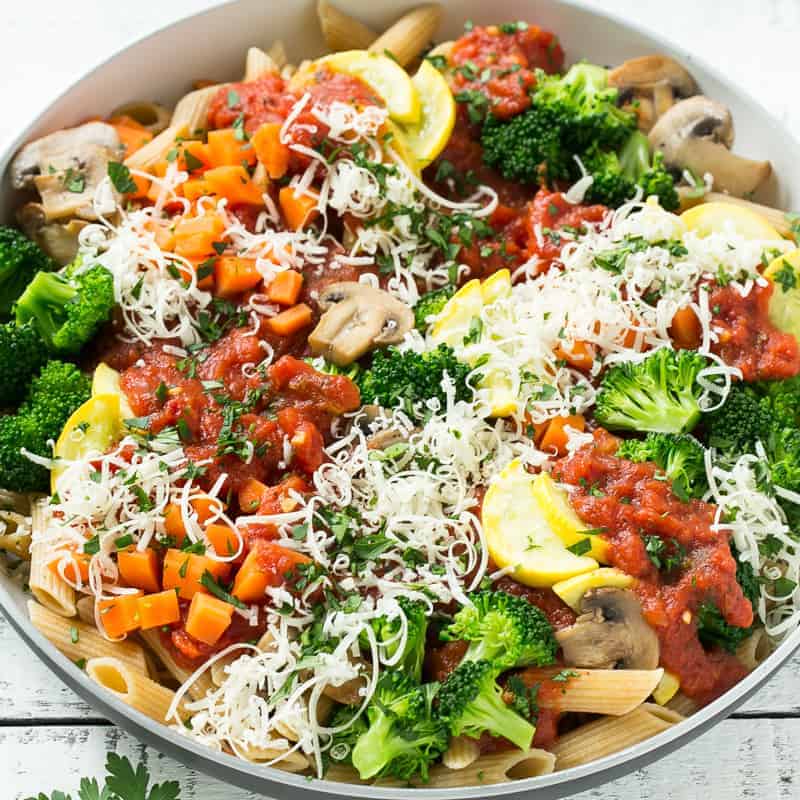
0;321;48;408
440;590;557;670
356;345;472;414
0;226;56;317
414;286;455;331
704;383;772;453
16;265;115;354
350;672;447;782
594;348;707;435
369;597;429;682
0;360;91;492
617;432;708;501
583;132;679;211
436;659;535;751
481;63;636;186
326;705;368;772
755;376;800;429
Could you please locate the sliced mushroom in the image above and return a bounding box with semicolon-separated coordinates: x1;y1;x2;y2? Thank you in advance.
649;96;771;197
10;121;120;190
308;282;414;366
17;202;87;265
110;100;172;134
556;587;660;670
609;55;698;132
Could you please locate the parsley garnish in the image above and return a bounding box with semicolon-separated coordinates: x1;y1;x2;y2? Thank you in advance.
566;538;592;556
200;570;247;608
107;161;138;194
772;258;798;293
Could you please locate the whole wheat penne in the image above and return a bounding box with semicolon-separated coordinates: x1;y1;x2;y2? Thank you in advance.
244;47;280;81
441;735;480;770
736;627;772;670
235;742;309;771
268;40;289;69
75;595;95;626
666;691;698;717
124;123;189;170
28;599;147;673
524;667;664;715
110;100;172;134
368;4;443;67
29;528;76;618
552;703;684;770
379;748;556;788
0;508;31;558
171;85;224;135
138;628;213;701
86;656;188;722
317;0;377;52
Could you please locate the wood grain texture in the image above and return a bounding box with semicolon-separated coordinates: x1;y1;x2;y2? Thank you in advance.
4;719;799;800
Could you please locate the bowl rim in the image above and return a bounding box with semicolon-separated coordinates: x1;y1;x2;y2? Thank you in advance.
2;1;800;798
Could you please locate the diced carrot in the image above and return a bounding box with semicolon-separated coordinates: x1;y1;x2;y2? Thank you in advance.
238;477;269;513
266;304;313;336
117;548;161;593
555;339;595;371
179;140;213;173
137;589;180;630
231;549;269;603
670;306;702;350
125;173;151;200
186;255;216;291
204;165;264;206
174;213;226;259
207;128;257;168
267;270;303;306
185;592;234;645
205;523;240;558
163;503;187;546
48;546;90;584
162;549;230;600
146;220;176;251
98;592;143;638
279;186;319;230
214;256;262;298
232;543;313;602
108;116;153;156
192;494;227;525
181;178;210;202
539;414;585;456
251;122;290;179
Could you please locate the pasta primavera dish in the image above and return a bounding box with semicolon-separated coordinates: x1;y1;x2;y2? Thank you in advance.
3;1;800;789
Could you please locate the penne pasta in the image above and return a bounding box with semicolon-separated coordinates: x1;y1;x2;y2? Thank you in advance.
235;742;309;772
317;0;377;52
171;85;223;135
524;667;664;716
552;703;684;771
86;655;188;722
110;100;172;134
243;47;280;81
29;500;76;617
28;600;148;674
736;627;773;670
0;508;32;559
666;691;698;717
368;4;443;67
268;40;289;69
138;629;214;701
379;748;556;788
441;735;480;770
75;595;95;626
124;122;189;170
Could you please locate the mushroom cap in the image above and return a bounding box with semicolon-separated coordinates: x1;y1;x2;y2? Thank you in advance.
555;587;660;670
10;121;120;190
649;96;771;197
16;202;87;266
308;282;414;366
609;55;698;98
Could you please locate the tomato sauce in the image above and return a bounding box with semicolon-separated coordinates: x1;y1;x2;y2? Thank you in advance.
451;24;564;119
554;429;752;705
710;281;800;381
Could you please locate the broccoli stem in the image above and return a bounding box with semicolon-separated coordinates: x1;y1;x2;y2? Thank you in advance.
461;688;535;751
352;713;395;779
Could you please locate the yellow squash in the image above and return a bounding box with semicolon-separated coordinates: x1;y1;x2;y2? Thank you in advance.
552;567;634;612
681;201;782;241
764;249;800;342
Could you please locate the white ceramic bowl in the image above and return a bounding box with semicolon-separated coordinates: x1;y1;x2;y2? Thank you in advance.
1;2;799;798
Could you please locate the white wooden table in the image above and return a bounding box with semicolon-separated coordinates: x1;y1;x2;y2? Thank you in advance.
2;0;800;796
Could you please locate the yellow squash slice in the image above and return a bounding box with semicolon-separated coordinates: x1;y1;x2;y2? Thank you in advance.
681;201;782;241
483;459;598;588
764;249;800;341
399;59;456;169
52;394;124;491
532;473;609;562
552;567;634;612
652;670;681;705
91;362;134;418
321;50;421;124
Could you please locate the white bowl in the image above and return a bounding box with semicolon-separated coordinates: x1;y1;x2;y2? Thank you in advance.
1;2;799;798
